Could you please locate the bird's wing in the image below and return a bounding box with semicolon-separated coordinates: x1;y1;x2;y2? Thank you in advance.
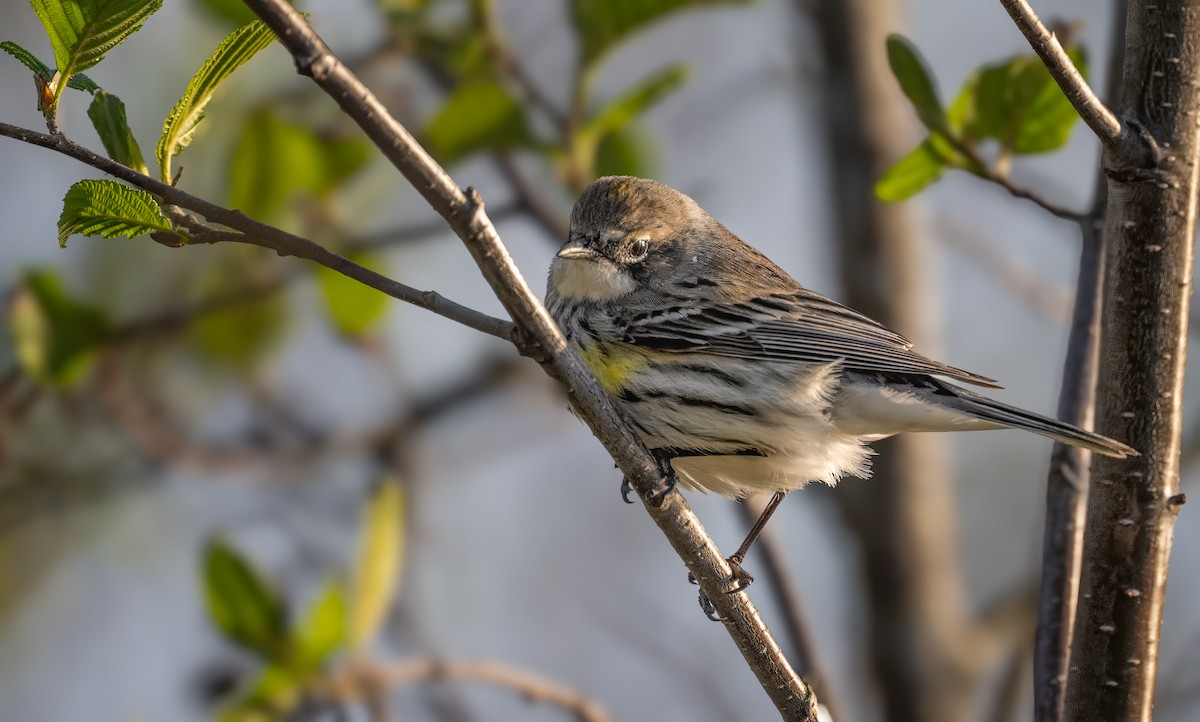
621;288;1002;388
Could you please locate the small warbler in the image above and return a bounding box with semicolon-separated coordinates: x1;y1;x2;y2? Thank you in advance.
546;176;1136;584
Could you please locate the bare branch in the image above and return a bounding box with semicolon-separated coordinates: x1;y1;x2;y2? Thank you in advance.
241;0;819;717
329;658;614;722
996;0;1120;144
0;122;515;344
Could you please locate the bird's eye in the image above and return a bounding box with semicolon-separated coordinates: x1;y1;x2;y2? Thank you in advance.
627;238;649;260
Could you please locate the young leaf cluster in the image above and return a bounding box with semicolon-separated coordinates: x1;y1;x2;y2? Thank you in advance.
202;483;405;720
876;34;1088;201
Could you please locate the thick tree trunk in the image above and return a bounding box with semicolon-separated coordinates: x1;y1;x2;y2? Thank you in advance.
811;2;977;720
1064;1;1198;719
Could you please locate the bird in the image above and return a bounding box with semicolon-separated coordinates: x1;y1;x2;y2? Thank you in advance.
545;176;1136;588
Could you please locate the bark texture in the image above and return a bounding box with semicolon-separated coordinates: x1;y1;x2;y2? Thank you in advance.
1064;1;1198;719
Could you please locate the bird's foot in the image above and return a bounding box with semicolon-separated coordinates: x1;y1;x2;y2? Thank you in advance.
688;555;755;622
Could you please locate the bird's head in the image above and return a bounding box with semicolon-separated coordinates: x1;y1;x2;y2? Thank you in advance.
548;176;706;302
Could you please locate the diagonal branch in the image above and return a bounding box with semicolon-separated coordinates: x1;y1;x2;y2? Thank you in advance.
0;122;515;345
240;0;819;718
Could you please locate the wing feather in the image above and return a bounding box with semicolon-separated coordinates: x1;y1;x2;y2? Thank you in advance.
622;290;1001;388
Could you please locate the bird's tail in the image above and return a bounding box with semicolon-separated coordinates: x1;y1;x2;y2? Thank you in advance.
948;388;1138;458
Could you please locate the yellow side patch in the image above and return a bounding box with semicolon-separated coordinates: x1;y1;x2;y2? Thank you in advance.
579;343;648;394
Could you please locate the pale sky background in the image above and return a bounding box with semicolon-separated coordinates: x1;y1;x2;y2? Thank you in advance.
1;1;1197;721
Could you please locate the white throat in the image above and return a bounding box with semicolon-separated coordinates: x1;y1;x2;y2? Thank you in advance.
550;257;637;301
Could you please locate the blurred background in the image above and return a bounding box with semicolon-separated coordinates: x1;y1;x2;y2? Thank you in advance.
0;0;1197;720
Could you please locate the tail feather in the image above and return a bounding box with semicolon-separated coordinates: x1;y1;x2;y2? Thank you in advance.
949;389;1138;458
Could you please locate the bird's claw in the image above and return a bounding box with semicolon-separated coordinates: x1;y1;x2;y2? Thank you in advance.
620;477;636;504
726;560;755;594
699;592;721;621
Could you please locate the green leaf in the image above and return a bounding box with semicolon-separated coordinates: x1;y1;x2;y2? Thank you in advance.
0;40;98;93
87;91;147;173
67;72;99;92
227;111;371;222
57;179;171;248
570;0;752;67
875;140;946;201
424;79;535;164
217;665;302;722
294;581;346;671
227;111;326;223
157;19;278;181
30;0;162;102
594;124;657;179
886;34;948;135
971;47;1088;154
192;0;258;27
317;253;389;338
9;270;110;386
1;40;54;79
350;480;405;652
202;538;289;660
582;63;688;139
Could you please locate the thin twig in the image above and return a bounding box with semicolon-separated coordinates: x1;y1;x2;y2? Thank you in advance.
332;658;614;722
241;1;819;717
969;166;1085;222
0;122;515;344
996;0;1121;144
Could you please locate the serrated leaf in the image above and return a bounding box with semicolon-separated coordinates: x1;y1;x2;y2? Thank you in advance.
570;0;752;66
202;538;289;660
424;79;535;164
30;0;162;103
87;91;147;173
57;179;171;247
317;253;389;338
9;270;109;386
971;47;1088;154
875;140;946;201
2;40;54;79
594;124;657;179
886;34;948;135
294;581;346;671
350;481;405;652
2;41;99;94
583;63;688;139
157;19;278;181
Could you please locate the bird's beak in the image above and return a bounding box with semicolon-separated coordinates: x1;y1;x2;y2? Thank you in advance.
556;241;598;260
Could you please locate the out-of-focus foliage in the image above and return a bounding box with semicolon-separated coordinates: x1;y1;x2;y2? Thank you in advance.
349;480;405;652
157;19;280;181
8;270;110;387
877;33;1087;201
203;539;290;659
204;483;404;719
316;252;390;338
569;0;753;67
423;79;536;164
